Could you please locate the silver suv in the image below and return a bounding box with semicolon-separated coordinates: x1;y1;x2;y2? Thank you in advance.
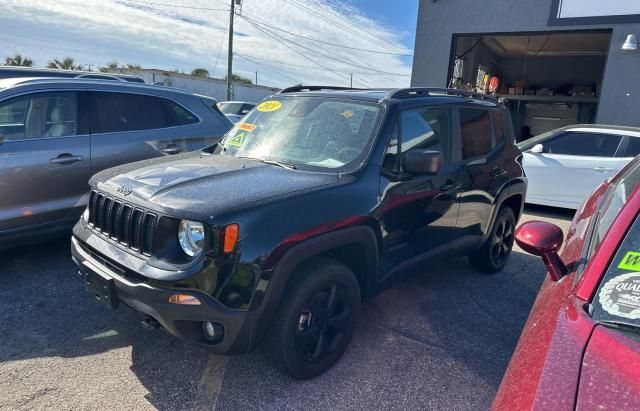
0;78;232;249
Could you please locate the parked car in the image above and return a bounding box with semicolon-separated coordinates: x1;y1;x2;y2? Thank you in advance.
70;86;526;378
493;155;640;410
0;66;145;83
518;124;640;209
217;100;256;123
0;77;232;249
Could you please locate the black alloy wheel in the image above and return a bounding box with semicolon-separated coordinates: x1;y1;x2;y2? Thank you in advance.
491;215;514;266
469;207;516;273
264;258;361;379
295;283;351;363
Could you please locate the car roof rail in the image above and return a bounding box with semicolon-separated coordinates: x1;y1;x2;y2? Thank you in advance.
387;87;497;103
278;85;362;94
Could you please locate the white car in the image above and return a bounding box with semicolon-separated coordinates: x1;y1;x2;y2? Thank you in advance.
518;125;640;209
217;101;256;123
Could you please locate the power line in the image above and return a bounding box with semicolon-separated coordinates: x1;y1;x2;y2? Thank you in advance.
242;15;410;77
118;0;228;12
234;52;301;83
212;14;229;77
284;0;405;54
243;16;348;82
240;11;412;56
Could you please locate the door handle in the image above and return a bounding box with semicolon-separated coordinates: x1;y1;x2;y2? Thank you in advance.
161;144;181;155
50;154;83;164
490;167;507;178
440;182;462;192
593;166;614;173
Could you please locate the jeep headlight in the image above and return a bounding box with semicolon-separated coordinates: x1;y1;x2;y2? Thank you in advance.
178;220;205;257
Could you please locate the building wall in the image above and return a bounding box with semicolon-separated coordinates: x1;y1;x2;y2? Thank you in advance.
113;69;279;103
412;0;640;126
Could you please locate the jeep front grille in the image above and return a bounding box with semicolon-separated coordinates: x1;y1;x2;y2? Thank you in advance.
87;190;157;255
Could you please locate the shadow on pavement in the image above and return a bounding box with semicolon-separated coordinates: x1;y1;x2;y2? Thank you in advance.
215;250;545;410
0;240;212;410
1;237;546;410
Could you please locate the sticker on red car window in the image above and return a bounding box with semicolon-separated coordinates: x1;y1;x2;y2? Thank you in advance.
618;251;640;271
598;272;640;320
236;123;257;132
226;133;245;147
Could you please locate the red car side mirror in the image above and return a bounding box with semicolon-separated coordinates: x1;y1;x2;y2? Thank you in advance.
515;221;568;282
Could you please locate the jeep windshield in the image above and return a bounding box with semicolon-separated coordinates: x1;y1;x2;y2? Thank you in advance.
213;96;382;171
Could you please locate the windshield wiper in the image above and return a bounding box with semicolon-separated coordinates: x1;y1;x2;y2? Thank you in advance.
237;156;297;170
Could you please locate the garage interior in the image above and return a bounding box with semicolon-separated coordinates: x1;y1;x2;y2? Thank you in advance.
448;31;612;141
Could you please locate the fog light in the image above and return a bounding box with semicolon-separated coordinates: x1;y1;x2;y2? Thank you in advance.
168;294;201;305
202;321;224;343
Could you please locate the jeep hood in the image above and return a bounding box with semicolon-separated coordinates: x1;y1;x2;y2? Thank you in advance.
92;153;340;218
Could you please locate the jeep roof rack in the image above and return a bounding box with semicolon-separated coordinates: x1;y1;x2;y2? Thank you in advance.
278;85;362;94
386;87;497;103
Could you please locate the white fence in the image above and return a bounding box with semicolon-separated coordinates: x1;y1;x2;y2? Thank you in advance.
114;69;280;103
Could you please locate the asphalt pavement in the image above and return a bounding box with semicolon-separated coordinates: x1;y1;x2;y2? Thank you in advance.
0;206;573;410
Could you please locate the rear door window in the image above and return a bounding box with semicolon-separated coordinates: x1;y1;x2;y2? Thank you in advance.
0;92;81;141
620;137;640;158
544;132;622;157
160;98;199;126
90;92;167;133
459;108;492;159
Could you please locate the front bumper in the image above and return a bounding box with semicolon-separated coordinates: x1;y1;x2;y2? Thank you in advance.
71;236;260;354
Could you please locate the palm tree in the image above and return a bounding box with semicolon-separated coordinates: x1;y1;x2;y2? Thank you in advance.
191;68;209;78
126;63;142;70
99;60;120;73
4;53;34;67
47;57;83;70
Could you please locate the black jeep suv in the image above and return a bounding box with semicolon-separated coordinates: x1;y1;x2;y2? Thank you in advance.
71;87;526;378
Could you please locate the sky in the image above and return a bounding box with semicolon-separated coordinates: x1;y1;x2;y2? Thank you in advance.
0;0;419;89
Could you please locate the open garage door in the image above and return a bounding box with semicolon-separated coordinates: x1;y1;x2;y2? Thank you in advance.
448;30;612;141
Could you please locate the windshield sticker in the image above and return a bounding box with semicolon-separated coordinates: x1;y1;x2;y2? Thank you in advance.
236;123;257;132
598;272;640;320
618;251;640;271
257;101;282;112
226;133;245;147
341;111;354;119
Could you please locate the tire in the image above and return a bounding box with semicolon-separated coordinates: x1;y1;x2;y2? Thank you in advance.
263;257;361;379
469;207;516;273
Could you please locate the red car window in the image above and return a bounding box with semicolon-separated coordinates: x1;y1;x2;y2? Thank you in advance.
592;213;640;330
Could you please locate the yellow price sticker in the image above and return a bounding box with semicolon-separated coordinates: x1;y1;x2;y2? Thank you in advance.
257;100;282;112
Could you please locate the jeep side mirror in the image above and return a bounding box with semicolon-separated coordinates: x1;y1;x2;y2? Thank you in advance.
515;221;568;281
529;144;544;154
403;149;443;176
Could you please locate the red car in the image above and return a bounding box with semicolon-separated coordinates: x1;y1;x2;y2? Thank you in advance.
493;155;640;410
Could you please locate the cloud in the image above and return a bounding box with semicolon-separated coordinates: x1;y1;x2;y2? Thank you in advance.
0;0;413;88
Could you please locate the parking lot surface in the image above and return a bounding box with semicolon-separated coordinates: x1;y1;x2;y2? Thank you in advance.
0;206;573;410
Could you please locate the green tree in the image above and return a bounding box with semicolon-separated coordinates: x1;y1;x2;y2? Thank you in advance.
225;73;253;85
191;68;209;78
4;54;34;67
47;57;83;70
126;63;142;70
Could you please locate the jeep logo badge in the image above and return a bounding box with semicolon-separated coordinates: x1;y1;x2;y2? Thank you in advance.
116;184;133;196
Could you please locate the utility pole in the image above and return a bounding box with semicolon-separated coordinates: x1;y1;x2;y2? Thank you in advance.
255;71;258;85
226;0;236;101
349;73;353;88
